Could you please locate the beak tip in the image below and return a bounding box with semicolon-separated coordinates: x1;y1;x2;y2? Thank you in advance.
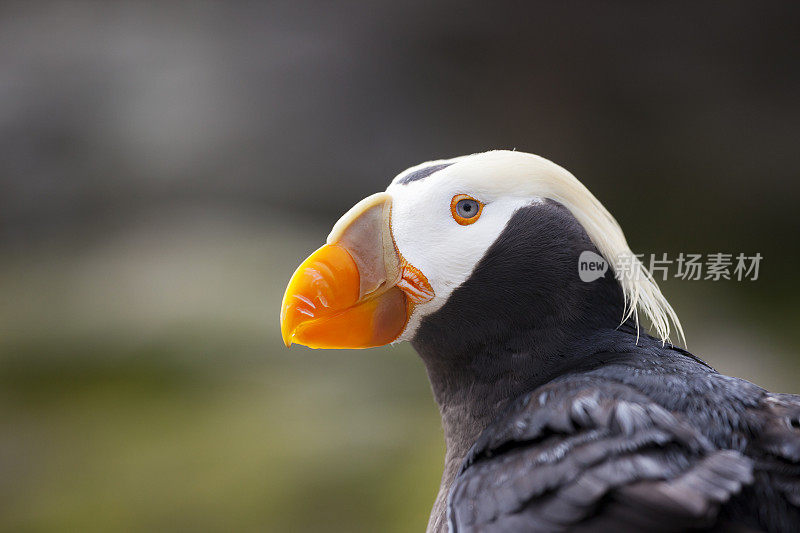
280;322;295;348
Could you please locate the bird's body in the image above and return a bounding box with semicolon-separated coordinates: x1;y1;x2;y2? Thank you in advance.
412;200;800;532
429;331;800;532
280;151;800;532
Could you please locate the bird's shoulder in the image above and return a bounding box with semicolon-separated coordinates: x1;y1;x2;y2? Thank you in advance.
447;349;800;532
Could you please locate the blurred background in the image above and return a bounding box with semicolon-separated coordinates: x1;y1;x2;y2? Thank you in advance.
1;1;798;531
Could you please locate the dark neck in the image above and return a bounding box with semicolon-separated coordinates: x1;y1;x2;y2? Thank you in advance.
413;288;630;533
409;201;632;531
412;278;629;467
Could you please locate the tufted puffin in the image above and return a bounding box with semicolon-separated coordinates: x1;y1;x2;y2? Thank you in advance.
280;150;800;532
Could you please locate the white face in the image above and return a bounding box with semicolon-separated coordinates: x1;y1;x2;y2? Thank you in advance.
386;161;538;341
284;150;680;350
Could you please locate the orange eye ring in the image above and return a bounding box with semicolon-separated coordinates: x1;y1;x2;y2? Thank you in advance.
450;194;484;225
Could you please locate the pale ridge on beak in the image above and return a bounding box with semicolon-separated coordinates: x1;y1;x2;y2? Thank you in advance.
280;192;433;349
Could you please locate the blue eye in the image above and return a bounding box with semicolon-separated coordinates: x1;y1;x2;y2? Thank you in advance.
451;194;484;225
456;199;480;218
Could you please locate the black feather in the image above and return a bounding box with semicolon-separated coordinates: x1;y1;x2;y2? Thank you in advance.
409;202;800;532
396;162;453;185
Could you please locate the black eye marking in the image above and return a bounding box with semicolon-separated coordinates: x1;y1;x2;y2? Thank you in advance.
396;163;453;185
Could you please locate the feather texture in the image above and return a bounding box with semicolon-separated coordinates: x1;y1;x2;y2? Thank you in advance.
445;349;800;533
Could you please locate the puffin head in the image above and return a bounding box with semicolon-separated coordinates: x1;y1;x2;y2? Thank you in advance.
280;150;682;352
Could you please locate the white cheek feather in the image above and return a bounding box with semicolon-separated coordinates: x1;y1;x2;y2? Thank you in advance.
385;150;684;346
387;171;537;342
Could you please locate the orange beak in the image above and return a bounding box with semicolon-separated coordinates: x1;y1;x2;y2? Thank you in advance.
280;193;434;349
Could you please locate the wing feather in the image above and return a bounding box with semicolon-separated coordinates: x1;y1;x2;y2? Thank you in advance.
448;380;755;532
